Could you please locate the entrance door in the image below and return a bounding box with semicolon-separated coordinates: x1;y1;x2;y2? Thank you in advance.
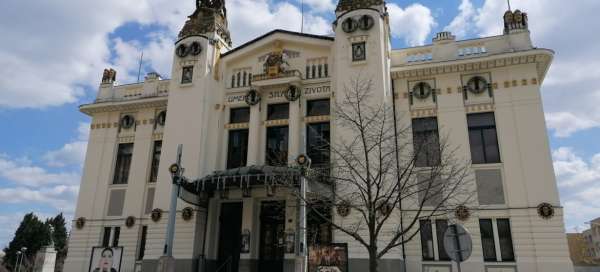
218;202;243;272
259;201;286;272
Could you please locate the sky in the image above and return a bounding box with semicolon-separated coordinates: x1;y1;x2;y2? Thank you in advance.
1;0;599;249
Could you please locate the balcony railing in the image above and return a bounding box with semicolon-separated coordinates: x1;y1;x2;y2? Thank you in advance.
252;69;302;82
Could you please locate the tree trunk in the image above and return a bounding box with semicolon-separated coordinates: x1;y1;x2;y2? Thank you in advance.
369;248;378;272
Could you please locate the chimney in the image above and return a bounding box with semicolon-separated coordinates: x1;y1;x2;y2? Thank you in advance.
433;31;456;44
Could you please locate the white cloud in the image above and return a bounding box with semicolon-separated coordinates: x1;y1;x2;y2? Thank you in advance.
387;3;437;46
227;0;332;46
444;0;476;39
43;122;90;168
303;0;335;13
0;155;80;187
546;112;600;138
552;147;600;187
552;147;600;231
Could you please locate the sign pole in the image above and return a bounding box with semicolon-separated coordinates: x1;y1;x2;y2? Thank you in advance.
157;144;183;272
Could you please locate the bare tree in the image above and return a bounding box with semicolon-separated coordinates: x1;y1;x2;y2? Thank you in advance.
298;75;474;272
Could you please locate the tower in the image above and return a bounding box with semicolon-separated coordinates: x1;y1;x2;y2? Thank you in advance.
333;0;392;102
149;0;232;268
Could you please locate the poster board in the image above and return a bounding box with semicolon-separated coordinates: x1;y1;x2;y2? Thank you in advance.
308;243;349;272
88;247;123;272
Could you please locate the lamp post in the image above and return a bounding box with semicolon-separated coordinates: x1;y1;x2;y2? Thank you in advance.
14;251;21;272
17;247;27;272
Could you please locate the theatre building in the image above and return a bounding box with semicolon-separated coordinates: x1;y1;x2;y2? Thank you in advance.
64;0;574;272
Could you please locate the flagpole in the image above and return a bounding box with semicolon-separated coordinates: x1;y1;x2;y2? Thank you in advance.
301;0;305;33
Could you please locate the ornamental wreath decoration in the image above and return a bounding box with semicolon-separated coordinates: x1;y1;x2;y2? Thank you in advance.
125;216;136;228
76;217;86;230
151;208;163;222
455;205;471;221
537;202;555;220
285;85;301;102
336;201;351;217
245;89;261;106
182;207;194;221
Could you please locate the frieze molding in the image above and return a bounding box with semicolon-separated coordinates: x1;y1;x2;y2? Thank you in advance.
225;123;250;130
81;98;168;115
392;52;551;80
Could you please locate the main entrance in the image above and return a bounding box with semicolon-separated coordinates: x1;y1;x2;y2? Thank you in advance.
259;201;286;272
218;202;243;272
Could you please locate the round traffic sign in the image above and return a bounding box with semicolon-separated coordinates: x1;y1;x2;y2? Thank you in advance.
443;224;473;263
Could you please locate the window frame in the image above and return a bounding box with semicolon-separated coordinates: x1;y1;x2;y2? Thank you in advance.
479;218;516;263
412;117;441;167
306;122;330;167
227;129;249;169
267;103;290;121
265;126;289;166
420;219;451;262
467;113;501;164
230;107;251;124
113;143;134;185
306;99;331;117
149;140;162;183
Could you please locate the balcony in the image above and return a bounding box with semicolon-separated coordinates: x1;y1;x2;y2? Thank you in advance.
251;69;302;87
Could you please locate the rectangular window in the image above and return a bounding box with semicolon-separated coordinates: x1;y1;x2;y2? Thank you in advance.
307;123;330;167
266;126;289;166
113;143;133;184
149;141;162;183
420;220;435;261
480;219;498;262
230;107;250;124
324;64;328;77
307;201;332;246
112;227;120;247
137;226;148;260
307;99;330;117
352;42;366;62
435;220;451;261
412;118;440;167
468;113;500;164
181;66;194;84
227;129;249;169
102;227;111;247
497;219;515;262
267;103;289;120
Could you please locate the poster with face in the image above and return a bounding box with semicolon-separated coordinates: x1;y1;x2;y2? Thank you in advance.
308;243;348;272
88;247;123;272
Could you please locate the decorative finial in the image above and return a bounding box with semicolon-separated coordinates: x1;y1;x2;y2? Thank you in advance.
507;0;512;11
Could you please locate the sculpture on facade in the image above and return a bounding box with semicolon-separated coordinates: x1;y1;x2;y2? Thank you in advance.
101;69;117;84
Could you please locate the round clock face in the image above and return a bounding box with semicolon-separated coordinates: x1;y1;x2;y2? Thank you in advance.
176;44;189;58
342;17;358;33
190;42;202;56
359;15;375;31
413;82;432;100
467;76;489;94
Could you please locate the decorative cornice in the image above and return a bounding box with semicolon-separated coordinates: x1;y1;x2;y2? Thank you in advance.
336;0;384;13
391;50;553;82
80;97;168;116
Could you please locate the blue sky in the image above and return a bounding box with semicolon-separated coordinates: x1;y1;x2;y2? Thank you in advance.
1;0;600;248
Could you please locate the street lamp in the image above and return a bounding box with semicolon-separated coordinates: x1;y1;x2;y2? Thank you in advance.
17;247;27;272
14;251;21;272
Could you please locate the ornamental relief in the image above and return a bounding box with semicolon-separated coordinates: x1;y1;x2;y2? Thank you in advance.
224;85;331;106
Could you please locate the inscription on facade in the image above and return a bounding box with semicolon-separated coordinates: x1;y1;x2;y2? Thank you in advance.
226;85;331;105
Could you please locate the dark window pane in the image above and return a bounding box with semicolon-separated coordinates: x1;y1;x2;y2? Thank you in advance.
102;227;111;247
412;118;440;167
307;123;330;166
227;129;249;169
307;99;330;117
469;130;485;164
468;113;500;164
230;107;250;124
237;72;241;87
243;71;247;86
420;220;435;261
113;143;133;184
266;126;289;166
307;201;332;246
497;219;515;262
267;103;289;120
324;64;329;77
436;220;451;261
483;128;501;163
138;226;148;260
112;227;120;247
149;141;162;183
480;219;497;262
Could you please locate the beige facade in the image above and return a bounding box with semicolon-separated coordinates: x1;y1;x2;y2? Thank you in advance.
64;1;573;272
